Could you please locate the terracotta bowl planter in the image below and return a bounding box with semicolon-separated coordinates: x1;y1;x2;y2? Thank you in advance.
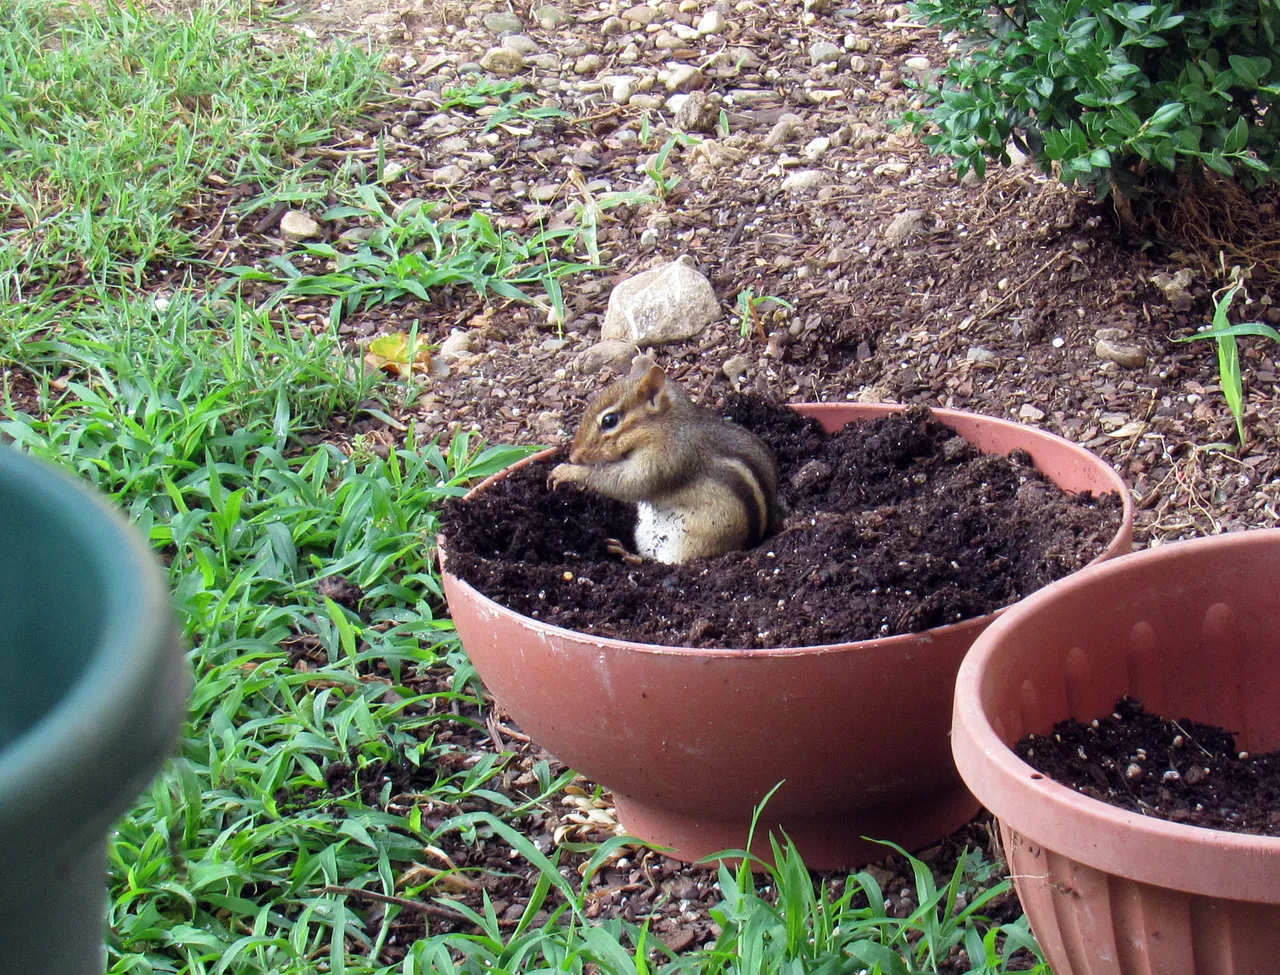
952;529;1280;975
442;404;1132;869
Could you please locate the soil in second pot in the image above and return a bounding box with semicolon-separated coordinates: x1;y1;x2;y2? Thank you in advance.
1016;697;1280;836
441;402;1123;649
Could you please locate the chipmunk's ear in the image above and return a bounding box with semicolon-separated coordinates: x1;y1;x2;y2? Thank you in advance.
628;354;659;378
634;359;670;410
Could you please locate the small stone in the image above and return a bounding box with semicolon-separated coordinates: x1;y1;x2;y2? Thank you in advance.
430;164;467;185
1095;339;1148;369
885;208;927;242
600;256;722;346
622;4;658;23
674;89;718;132
666;64;703;92
1125;763;1143;780
575;339;639;374
722;354;751;384
966;346;997;364
479;47;526;75
696;8;725;33
482;11;524;34
602;15;627;34
1151;268;1195;311
439;329;477;359
536;412;564;437
501;33;540;54
533;4;572;27
530;183;560;202
629;93;664;110
574;53;604;74
809;41;842;66
781;169;831;193
802;136;830;160
280;210;321;240
1162;769;1181;783
541;337;569;354
764;113;805;147
1018;404;1046;422
904;55;931;73
526;54;561;71
611;77;635;104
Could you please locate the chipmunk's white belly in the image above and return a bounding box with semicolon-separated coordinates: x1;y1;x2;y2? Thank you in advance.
634;502;685;564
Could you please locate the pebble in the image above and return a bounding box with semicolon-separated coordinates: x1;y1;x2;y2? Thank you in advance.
764;113;805;147
501;34;541;55
802;136;830;160
666;64;703;92
622;4;658;23
482;11;524;34
885;208;927;241
575;339;638;374
430;164;467;185
696;9;725;33
1095;339;1148;368
1018;404;1046;422
611;77;636;103
809;40;842;66
533;4;571;27
781;169;831;193
574;54;604;74
479;47;526;74
280;210;321;240
722;355;751;384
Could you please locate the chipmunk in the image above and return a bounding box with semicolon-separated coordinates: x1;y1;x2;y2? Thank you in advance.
549;356;779;564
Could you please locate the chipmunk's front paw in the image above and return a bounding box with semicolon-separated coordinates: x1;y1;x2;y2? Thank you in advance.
605;537;645;565
548;462;588;490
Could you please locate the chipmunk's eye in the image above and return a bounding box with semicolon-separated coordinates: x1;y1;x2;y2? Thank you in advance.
599;411;621;431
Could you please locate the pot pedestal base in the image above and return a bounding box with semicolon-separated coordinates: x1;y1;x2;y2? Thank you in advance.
613;787;982;871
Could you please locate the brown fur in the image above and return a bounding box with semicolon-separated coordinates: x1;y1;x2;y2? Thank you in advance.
549;357;778;563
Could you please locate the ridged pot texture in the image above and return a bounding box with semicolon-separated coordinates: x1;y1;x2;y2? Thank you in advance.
953;529;1280;975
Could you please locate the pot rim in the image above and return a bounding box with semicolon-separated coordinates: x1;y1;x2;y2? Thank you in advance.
953;528;1280;901
440;402;1134;657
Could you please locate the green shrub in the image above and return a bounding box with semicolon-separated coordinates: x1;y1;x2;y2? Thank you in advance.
901;0;1280;196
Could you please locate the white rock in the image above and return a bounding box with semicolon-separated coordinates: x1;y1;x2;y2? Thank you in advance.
430;164;467;185
479;47;526;74
611;77;636;104
575;339;638;373
439;329;476;359
600;256;722;346
666;64;703;92
781;169;831;193
501;34;541;55
722;354;751;384
1018;404;1046;422
1095;339;1148;368
802;136;830;160
280;211;321;240
697;9;725;33
885;208;927;241
809;41;842;66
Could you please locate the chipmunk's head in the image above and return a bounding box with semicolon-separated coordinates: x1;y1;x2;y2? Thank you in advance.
568;355;677;465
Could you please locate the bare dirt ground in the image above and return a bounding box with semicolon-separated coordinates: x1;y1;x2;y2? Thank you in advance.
88;0;1280;963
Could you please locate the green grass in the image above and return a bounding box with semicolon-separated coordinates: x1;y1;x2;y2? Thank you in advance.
1;0;1045;971
0;0;383;285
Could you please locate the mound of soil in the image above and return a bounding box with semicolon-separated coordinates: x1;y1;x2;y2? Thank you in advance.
441;402;1123;649
1016;697;1280;836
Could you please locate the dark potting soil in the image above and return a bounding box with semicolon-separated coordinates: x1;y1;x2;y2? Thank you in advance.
441;402;1123;649
1016;697;1280;836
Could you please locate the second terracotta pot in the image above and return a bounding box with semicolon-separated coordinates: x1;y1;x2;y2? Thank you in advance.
952;529;1280;975
443;404;1133;868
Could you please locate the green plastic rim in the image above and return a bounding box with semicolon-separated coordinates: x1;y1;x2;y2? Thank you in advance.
0;446;186;867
